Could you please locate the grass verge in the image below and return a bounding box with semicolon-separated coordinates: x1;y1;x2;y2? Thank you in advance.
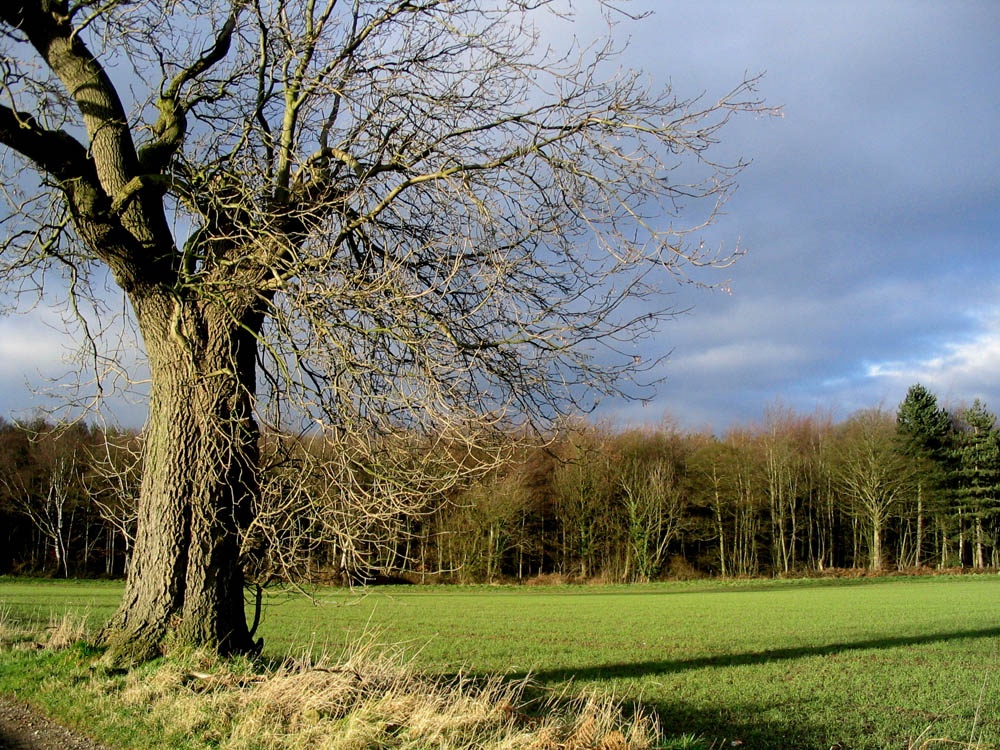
0;606;666;749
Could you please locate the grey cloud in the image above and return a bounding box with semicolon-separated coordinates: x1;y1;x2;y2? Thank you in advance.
595;1;1000;430
4;1;999;433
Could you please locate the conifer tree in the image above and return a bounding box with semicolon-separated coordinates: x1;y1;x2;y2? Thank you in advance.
895;384;953;566
953;399;1000;568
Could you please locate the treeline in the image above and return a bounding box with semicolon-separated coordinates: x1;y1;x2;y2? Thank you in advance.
0;418;140;577
425;384;999;581
2;384;999;581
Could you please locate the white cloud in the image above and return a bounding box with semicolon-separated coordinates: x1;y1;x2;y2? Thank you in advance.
673;340;808;375
864;308;1000;410
0;315;71;375
0;307;149;425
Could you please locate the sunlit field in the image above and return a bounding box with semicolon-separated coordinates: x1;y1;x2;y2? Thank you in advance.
2;575;998;748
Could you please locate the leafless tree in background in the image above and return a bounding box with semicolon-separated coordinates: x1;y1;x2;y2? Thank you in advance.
832;409;913;571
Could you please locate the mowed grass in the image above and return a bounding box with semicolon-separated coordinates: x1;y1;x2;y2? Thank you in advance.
2;575;999;748
256;577;1000;748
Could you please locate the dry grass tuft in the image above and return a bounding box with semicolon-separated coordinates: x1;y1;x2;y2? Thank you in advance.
525;690;659;750
3;609;661;748
0;606;67;651
0;606;20;647
100;634;662;749
230;646;659;749
44;610;89;650
228;639;525;749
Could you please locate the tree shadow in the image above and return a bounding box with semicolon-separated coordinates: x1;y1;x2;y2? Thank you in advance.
513;626;1000;748
518;625;1000;683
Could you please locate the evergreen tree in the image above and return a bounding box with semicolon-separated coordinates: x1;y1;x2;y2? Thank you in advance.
953;400;1000;568
895;384;953;567
897;385;953;458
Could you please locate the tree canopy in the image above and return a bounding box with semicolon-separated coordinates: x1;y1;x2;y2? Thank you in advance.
0;0;771;663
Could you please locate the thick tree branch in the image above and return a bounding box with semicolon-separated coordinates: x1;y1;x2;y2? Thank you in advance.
139;3;242;173
6;0;139;197
0;108;161;293
0;104;92;183
2;0;177;289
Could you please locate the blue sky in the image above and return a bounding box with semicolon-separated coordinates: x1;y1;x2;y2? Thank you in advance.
1;0;998;433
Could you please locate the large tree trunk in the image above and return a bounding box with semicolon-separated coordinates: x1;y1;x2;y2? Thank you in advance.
99;293;261;665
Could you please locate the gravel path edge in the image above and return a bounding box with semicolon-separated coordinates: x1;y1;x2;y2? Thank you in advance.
0;697;109;750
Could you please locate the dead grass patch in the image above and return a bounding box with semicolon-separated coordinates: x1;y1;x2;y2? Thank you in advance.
220;638;660;749
45;610;90;650
92;634;661;749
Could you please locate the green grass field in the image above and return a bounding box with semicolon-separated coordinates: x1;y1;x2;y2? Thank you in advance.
1;575;999;748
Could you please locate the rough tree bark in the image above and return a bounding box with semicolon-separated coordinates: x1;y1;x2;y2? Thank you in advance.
101;294;263;661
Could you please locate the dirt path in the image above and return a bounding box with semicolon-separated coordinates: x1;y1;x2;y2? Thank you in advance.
0;699;108;750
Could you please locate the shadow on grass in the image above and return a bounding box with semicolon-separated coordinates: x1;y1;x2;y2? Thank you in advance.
514;626;1000;749
519;625;1000;683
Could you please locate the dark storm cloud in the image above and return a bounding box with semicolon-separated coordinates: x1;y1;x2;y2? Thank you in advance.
597;0;1000;431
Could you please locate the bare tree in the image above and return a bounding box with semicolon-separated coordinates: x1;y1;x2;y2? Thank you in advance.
619;458;686;581
550;424;616;578
87;428;142;576
832;409;912;571
248;428;468;585
612;425;690;581
0;422;88;577
0;0;771;663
